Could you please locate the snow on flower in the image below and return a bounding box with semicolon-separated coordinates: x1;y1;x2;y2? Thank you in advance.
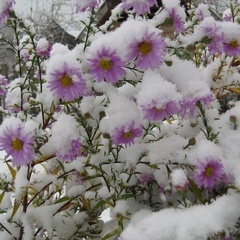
75;0;101;12
136;70;182;121
36;38;52;58
87;46;126;84
159;56;213;118
100;91;143;148
194;3;211;21
0;0;15;26
0;117;35;167
0;74;8;97
121;0;158;16
221;21;240;56
126;27;166;70
162;0;186;34
5;77;30;113
222;9;233;22
193;157;224;189
171;168;188;191
137;173;154;185
46;55;87;101
195;17;224;55
51;113;82;162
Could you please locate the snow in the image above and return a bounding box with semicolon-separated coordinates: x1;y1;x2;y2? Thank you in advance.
121;192;240;240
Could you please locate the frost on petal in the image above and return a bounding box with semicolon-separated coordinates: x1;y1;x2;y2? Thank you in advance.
121;0;158;16
136;70;182;121
51;114;82;162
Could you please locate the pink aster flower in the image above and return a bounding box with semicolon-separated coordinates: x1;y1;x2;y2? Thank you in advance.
193;157;224;189
111;121;142;148
0;121;35;167
55;139;82;162
168;8;185;34
223;38;240;56
223;14;233;22
88;47;126;84
137;173;154;185
121;0;158;16
126;29;166;70
221;22;240;56
47;59;86;101
0;74;8;97
36;38;52;58
180;94;213;118
141;100;179;121
75;0;101;12
0;0;15;27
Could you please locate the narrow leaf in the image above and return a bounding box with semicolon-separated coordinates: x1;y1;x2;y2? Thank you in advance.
6;162;16;180
188;178;204;203
55;196;69;204
102;229;119;240
0;191;5;205
9;202;20;221
229;87;240;95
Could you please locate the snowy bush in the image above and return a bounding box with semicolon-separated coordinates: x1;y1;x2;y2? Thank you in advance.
0;0;240;239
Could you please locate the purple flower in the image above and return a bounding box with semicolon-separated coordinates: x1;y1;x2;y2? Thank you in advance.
126;30;166;70
141;100;179;121
223;38;240;56
47;60;86;101
55;139;82;162
223;14;233;22
198;19;224;55
122;0;158;16
168;8;185;34
0;75;8;97
193;157;224;189
88;47;126;84
180;94;213;118
75;0;101;12
0;122;35;167
0;0;15;27
111;121;142;148
36;38;52;58
137;173;154;185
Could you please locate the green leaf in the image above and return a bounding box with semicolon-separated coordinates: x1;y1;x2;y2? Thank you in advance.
6;162;16;180
188;178;204;203
0;191;5;205
54;196;69;204
120;193;135;200
102;229;119;240
9;201;20;221
92;200;106;212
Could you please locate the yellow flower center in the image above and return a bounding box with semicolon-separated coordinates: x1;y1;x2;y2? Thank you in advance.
204;167;213;177
139;41;152;55
99;58;113;70
60;75;72;87
229;39;238;49
11;138;23;151
123;131;133;139
153;106;163;113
